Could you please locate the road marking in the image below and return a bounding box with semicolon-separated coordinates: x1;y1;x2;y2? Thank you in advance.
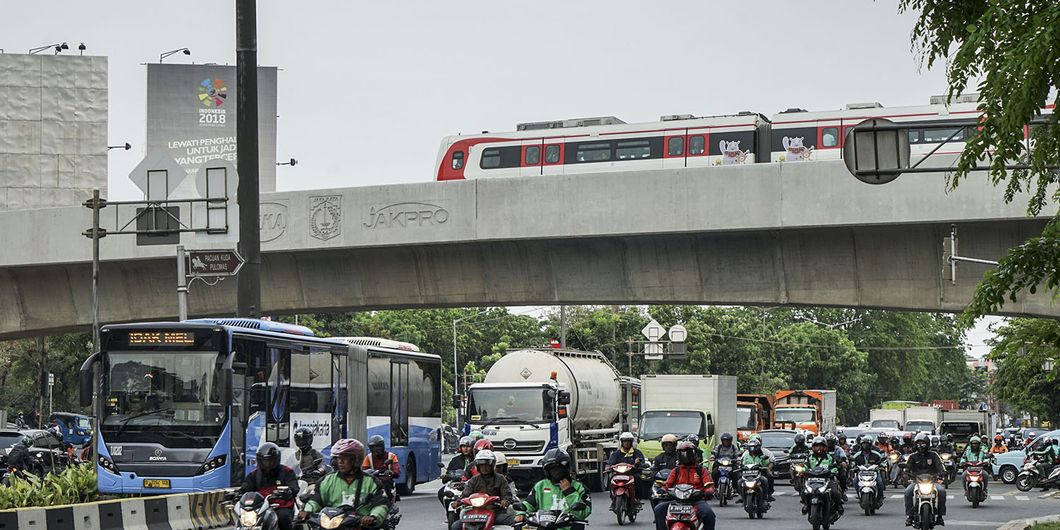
1015;495;1029;501
890;494;903;499
947;495;955;499
991;495;1005;500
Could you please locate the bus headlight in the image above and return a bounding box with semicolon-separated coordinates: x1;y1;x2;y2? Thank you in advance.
197;455;227;475
98;456;119;475
239;510;258;526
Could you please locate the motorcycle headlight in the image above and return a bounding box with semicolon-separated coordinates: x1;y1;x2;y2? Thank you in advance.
917;482;934;495
793;464;805;473
239;510;258;527
320;513;344;529
470;497;487;507
889;454;899;463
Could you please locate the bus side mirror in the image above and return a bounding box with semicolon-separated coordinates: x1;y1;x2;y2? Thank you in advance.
558;391;571;406
79;352;100;408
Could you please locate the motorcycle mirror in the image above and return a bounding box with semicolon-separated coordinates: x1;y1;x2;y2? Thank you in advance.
570;501;587;511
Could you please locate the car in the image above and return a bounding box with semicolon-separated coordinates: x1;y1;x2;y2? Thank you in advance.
992;449;1026;484
757;429;797;479
0;430;25;450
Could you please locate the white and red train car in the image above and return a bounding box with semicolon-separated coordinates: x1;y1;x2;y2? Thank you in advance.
435;94;1030;181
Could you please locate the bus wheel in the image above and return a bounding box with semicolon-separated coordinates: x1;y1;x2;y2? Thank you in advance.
398;457;416;495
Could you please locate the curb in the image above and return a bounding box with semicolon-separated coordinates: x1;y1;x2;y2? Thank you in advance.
998;513;1060;530
0;490;232;530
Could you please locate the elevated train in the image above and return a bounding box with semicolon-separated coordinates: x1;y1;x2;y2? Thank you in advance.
435;94;1048;181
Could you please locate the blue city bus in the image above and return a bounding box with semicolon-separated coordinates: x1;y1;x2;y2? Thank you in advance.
331;337;442;494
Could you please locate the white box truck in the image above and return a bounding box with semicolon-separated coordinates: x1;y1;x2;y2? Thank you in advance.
638;374;738;457
869;409;905;431
940;409;996;448
464;349;635;491
903;406;942;434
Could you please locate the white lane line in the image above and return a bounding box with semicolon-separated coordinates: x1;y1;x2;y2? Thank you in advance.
1015;495;1029;501
990;495;1004;500
890;494;903;499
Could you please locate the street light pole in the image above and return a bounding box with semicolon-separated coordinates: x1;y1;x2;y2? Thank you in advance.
451;309;490;427
235;0;261;318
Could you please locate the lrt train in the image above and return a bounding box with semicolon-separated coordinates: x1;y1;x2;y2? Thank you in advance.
434;94;1048;181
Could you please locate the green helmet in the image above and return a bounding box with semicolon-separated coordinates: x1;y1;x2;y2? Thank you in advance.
20;436;32;447
969;435;982;446
469;430;484;441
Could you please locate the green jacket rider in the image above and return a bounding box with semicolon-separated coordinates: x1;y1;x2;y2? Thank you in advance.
299;438;390;527
517;448;592;523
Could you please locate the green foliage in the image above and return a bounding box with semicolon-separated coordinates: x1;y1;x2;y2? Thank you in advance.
0;464;98;510
0;333;93;426
986;318;1060;423
898;0;1060;320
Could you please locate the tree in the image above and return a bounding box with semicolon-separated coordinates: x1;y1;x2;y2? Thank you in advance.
985;318;1060;423
898;0;1060;321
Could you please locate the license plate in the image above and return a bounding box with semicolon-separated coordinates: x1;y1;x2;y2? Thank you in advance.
507;458;518;467
669;504;695;514
143;479;171;489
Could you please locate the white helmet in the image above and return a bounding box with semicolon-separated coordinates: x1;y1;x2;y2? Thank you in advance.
474;449;496;467
494;451;508;472
619;431;636;443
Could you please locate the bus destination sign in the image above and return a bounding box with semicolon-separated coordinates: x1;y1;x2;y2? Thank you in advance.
126;331;196;346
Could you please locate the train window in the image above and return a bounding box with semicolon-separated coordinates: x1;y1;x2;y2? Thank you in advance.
545;145;560;163
822;127;839;147
616;140;652;160
689;136;705;155
668;137;684;156
573;142;612;163
908;130;921;144
451;151;464;170
525;146;541;165
480;146;522;169
922;127;966;143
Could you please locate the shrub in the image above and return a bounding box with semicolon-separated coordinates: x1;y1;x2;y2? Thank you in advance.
0;464;97;510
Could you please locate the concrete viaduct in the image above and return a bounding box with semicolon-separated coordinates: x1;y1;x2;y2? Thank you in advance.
0;160;1055;339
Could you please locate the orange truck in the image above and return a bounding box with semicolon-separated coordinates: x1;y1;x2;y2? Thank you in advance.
772;389;837;434
736;394;773;441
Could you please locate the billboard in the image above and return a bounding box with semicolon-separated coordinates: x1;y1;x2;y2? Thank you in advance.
146;63;278;193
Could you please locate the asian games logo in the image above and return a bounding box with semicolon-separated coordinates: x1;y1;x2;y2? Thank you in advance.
197;78;227;127
198;78;227;107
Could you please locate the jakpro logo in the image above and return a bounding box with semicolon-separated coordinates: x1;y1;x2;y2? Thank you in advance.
198;78;228;107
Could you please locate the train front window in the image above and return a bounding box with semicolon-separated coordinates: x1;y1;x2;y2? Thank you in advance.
451;151;465;170
822;127;839;147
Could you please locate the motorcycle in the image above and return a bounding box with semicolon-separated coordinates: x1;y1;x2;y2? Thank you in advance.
909;474;940;530
789;456;808;493
650;468;672;508
939;453;956;487
303;503;365;529
855;464;882;515
890;453;910;488
364;469;401;530
606;462;642;525
514;501;587;530
739;464;769;519
456;492;515;530
962;461;988;508
229;487;292;530
440;467;469;525
803;466;841;530
713;457;737;506
663;483;706;530
1016;455;1060;492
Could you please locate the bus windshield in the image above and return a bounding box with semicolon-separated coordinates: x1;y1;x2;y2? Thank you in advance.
102;351;224;446
467;388;555;424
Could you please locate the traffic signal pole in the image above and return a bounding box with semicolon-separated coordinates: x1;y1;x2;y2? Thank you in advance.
236;0;261;318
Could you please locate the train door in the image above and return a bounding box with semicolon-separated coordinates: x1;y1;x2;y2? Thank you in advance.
816;120;843;161
684;129;710;168
520;139;544;177
541;142;564;176
662;130;688;169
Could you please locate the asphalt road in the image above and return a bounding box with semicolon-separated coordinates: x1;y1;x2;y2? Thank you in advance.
389;478;1060;530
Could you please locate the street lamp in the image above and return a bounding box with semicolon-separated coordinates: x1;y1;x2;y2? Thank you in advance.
29;42;68;55
78;43;86;56
276;158;298;166
107;142;132;151
159;48;191;63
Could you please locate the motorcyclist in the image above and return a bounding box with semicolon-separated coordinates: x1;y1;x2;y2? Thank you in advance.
990;435;1009;454
239;442;299;530
654;440;716;530
363;435;401;503
6;436;34;478
903;432;946;527
1031;438;1059;490
709;432;741;485
438;436;474;507
851;435;886;504
298;438;389;527
294;427;327;479
1025;432;1038;448
900;433;915;454
686;434;706;464
462;439;496;479
939;433;955;455
608;431;647;500
492;451;520;500
959;435;994;493
451;450;514;530
740;437;775;501
837;431;850;453
800;436;843;516
875;432;893;454
652;434;680;473
826;433;848;491
516;448;592;524
789;433;811;458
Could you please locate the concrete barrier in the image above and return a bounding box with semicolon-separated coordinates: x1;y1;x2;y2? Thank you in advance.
0;491;233;530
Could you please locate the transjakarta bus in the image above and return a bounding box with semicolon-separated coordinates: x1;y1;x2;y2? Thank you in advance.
79;319;441;494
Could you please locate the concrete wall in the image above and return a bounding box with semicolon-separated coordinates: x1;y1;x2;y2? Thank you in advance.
0;54;107;211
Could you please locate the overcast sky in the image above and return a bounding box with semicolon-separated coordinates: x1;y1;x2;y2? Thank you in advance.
4;1;1000;354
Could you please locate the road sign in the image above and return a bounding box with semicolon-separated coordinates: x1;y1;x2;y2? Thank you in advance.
843;118;910;184
187;249;245;277
642;319;666;341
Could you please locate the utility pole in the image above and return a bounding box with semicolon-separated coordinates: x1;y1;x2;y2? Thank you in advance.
560;306;567;348
176;246;188;321
235;0;261;317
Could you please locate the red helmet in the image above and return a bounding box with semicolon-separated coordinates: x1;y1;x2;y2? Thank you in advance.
331;438;365;457
474;439;494;452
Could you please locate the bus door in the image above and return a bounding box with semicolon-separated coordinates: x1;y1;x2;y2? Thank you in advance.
332;351;347;443
391;359;409;447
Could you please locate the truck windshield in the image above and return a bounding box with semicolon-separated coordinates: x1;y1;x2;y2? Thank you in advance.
940;422;980;436
101;351;224;447
871;420;900;429
467;388;555;423
640;411;705;440
775;408;816;424
736;406;756;429
905;421;934;433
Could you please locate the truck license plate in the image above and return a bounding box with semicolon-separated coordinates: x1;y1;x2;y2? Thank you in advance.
143;479;171;489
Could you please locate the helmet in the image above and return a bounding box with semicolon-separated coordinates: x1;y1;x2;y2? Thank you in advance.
914;432;930;452
619;432;636;444
929;435;940;448
474;449;497;467
747;438;762;454
837;431;847;443
256;442;281;472
685;434;700;444
903;432;914;443
294;427;314;450
876;432;889;443
19;436;32;447
494;451;509;474
811;436;827;455
793;433;805;445
367;434;386;453
661;434;678;445
541;449;571;481
860;434;873;445
331;438;366;458
969;435;982;447
824;433;837;449
720;432;733;445
469;430;484;441
474;439;494;452
994;435;1004;443
458;436;474;448
945;433;954;442
676;440;698;465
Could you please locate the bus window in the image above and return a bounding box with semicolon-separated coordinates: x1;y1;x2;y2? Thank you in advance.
391;360;410;447
266;346;291;446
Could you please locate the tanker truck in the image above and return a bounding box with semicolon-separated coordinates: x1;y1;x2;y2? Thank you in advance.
463;348;634;492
